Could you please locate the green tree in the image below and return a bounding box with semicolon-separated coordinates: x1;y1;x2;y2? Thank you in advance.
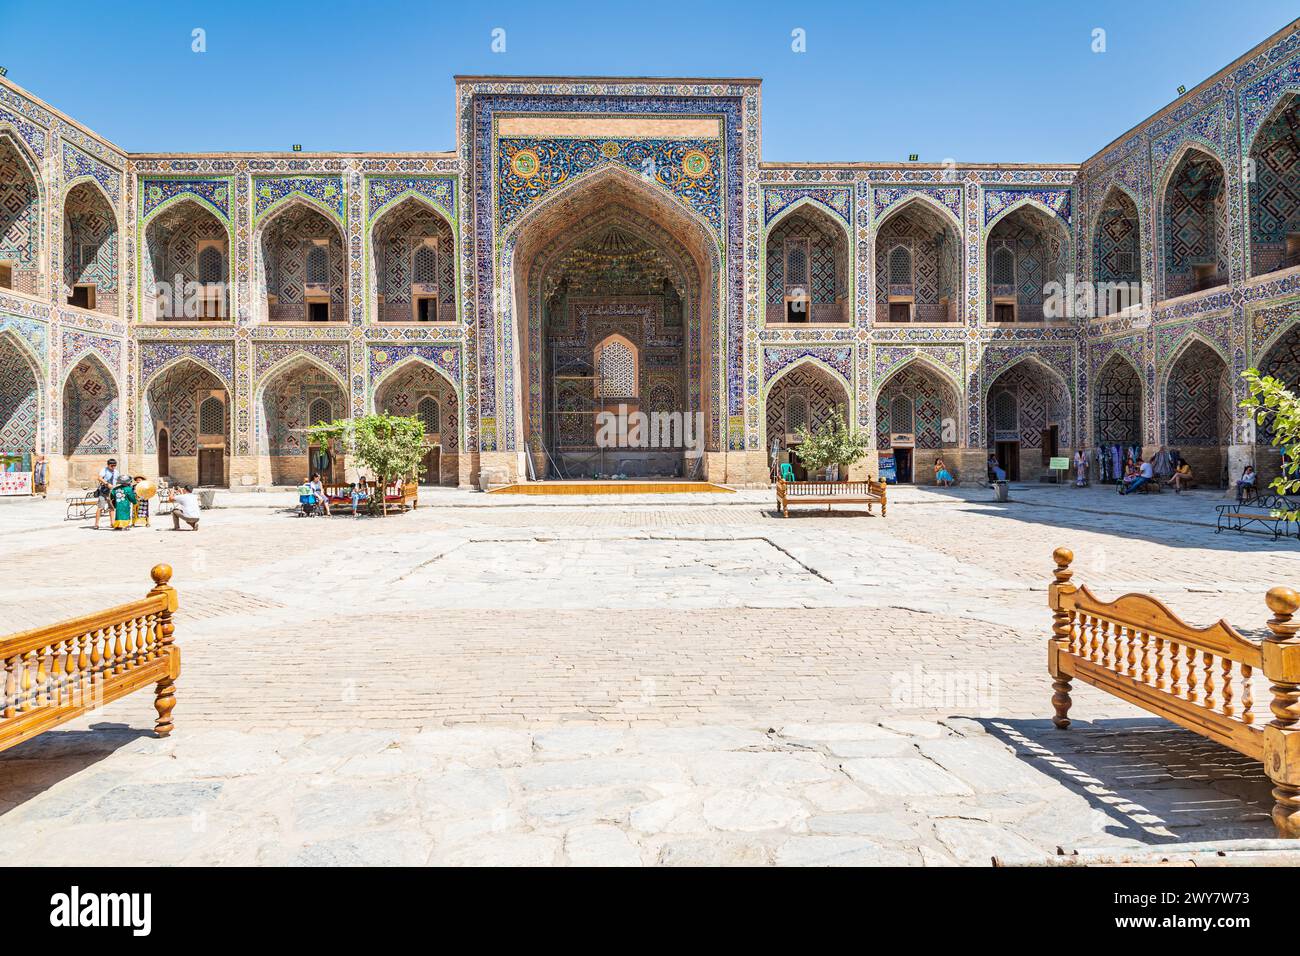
307;413;426;516
1241;368;1300;517
792;408;871;479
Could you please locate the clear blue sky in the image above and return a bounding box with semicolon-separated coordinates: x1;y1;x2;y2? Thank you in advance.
1;0;1294;162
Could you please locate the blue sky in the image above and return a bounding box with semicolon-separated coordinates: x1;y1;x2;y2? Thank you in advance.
1;0;1294;161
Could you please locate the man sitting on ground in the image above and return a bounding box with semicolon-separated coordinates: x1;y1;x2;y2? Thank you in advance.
171;485;201;531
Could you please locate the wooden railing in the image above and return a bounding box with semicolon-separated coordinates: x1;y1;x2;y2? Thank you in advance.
1;565;180;753
1047;547;1300;837
776;478;887;517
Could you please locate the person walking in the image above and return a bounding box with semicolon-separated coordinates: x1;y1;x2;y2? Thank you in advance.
93;457;121;530
170;485;201;531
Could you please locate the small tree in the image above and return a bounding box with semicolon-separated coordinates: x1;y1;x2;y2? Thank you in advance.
1242;368;1300;517
307;413;426;516
792;408;871;480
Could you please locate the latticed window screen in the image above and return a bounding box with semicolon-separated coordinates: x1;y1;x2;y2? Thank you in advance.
198;245;224;283
890;397;915;435
598;340;635;398
305;244;329;285
417;397;440;435
412;244;437;285
1096;360;1141;443
993;390;1018;432
198;396;224;436
308;398;332;426
786;393;809;434
784;239;810;290
888;245;912;285
992;247;1015;285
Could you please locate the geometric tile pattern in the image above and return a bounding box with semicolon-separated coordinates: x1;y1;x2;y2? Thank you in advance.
61;354;117;454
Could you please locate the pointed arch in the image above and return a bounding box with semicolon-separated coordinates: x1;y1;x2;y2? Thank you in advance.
1159;330;1231;395
876;196;962;324
0;328;43;458
255;350;349;399
985;201;1071;323
369;192;457;324
1159;145;1229;298
765;196;850;325
370;353;459;396
142;353;232;396
254;196;347;324
768;193;851;233
141;196;232;320
872;352;963;402
1094;351;1145;446
0;129;44;297
874;355;963;452
1246;90;1300;277
985;195;1070;234
763;354;853;399
1091;184;1144;313
61;174;115;212
875;191;963;233
61;350;119;458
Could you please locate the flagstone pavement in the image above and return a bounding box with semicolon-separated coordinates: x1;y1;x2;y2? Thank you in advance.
1;482;1297;865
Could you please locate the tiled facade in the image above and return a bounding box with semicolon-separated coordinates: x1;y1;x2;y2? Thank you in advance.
1;19;1300;490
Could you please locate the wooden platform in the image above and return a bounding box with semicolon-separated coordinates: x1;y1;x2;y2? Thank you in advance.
488;480;735;495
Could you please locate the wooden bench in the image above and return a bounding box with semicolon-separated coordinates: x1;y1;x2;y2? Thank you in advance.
1047;547;1300;838
776;478;887;518
1216;494;1298;541
1;565;180;753
382;479;418;514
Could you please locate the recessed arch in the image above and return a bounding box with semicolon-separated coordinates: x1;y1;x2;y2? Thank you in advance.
0;131;43;297
1159;146;1229;298
983;354;1071;480
1091;185;1144;314
369;193;456;324
763;357;852;478
62;178;119;316
0;329;43;462
143;356;231;486
506;162;722;477
985;202;1071;323
1162;334;1232;483
1094;352;1144;446
874;358;963;473
1247;91;1300;278
142;196;230;321
255;353;349;485
254;196;347;324
61;351;118;468
765;198;850;324
876;197;962;324
373;356;461;486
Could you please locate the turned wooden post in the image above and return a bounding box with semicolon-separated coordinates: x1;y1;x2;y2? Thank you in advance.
1263;586;1300;838
1048;547;1077;729
146;564;179;737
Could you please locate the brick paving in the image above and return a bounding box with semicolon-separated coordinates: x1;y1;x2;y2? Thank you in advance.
0;482;1296;864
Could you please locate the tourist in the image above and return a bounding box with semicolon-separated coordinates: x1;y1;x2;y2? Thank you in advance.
310;473;330;516
933;457;954;487
1073;449;1088;487
1236;465;1257;504
93;457;121;530
987;454;1007;483
171;485;201;531
351;478;370;518
297;480;315;517
1168;461;1193;494
108;476;137;530
1121;458;1153;495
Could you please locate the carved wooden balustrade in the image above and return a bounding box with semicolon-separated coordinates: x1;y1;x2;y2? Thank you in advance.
1047;547;1300;837
0;564;180;753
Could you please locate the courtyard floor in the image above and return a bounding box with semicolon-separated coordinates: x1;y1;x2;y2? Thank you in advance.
1;481;1297;865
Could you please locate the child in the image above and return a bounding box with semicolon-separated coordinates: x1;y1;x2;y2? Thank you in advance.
351;478;369;518
109;477;138;530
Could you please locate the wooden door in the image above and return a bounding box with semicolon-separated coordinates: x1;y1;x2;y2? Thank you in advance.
157;429;169;478
198;448;223;486
422;447;441;486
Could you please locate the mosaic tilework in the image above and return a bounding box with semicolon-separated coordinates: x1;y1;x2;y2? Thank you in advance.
142;361;228;456
763;187;852;226
140;179;232;222
875;362;959;450
252;176;345;225
764;363;850;444
138;341;234;390
366;176;456;224
873;185;962;224
62;142;120;205
62;353;117;454
984;188;1072;226
253;342;350;389
498;138;722;230
368;344;461;394
0;330;40;452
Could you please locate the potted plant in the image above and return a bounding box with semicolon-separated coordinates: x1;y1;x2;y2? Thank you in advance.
791;409;871;482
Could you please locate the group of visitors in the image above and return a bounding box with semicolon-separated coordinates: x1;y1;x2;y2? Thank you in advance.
297;473;373;518
1117;458;1155;494
93;457;201;531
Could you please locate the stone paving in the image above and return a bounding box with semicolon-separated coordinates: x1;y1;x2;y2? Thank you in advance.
0;482;1297;865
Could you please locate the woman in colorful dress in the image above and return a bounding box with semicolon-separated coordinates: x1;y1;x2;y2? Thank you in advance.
933;457;954;487
109;477;138;531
